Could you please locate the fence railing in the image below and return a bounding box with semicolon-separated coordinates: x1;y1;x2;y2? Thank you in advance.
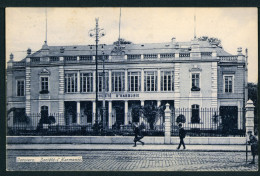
171;108;245;137
7;108;245;136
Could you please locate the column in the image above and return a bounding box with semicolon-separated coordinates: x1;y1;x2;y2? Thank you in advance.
245;99;255;135
157;100;161;107
164;103;171;144
174;63;180;108
58;66;65;125
125;69;128;92
108;101;112;128
141;100;144;107
25;67;31;114
109;70;112;92
141;69;144;92
157;69;161;92
93;71;96;92
92;101;96;124
77;101;81;124
124;101;128;125
77;71;80;92
211;62;218;108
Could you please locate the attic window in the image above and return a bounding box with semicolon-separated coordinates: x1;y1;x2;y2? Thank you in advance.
90;46;92;49
141;45;144;47
165;44;170;47
73;46;77;49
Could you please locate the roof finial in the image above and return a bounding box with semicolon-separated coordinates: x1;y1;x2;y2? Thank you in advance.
194;9;196;39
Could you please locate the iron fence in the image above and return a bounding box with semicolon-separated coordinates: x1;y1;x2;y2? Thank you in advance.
171;108;245;137
7;107;245;136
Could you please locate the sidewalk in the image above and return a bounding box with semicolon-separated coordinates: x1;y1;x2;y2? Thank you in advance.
7;144;249;152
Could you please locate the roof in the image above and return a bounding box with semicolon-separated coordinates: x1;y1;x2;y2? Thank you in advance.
27;40;234;58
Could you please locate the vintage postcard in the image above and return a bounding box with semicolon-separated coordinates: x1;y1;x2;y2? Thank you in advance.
5;7;258;171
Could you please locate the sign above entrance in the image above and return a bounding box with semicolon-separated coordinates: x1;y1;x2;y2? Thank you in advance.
98;93;140;99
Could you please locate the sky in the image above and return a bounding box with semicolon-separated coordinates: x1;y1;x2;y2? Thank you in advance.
6;7;258;83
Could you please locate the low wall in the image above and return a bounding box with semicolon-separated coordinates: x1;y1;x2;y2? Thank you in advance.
7;136;246;145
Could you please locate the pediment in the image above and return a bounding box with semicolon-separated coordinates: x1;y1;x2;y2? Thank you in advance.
39;68;50;75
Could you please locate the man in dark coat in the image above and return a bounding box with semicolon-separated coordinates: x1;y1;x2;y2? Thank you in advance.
248;131;258;164
177;123;186;149
133;123;144;147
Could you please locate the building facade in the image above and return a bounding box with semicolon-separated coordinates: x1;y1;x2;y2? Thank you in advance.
6;37;248;129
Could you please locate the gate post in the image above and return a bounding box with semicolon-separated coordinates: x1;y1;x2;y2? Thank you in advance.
245;99;255;135
164;103;171;144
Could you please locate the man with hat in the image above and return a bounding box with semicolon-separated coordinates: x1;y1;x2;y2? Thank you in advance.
133;123;144;147
247;131;258;164
177;123;186;149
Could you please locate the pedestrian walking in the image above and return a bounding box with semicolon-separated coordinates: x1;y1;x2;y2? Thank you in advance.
133;123;144;147
247;131;258;164
177;123;186;149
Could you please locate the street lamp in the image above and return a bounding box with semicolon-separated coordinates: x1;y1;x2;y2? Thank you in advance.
102;51;106;130
89;18;106;128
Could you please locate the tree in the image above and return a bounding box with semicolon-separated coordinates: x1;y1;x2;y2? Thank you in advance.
131;105;141;123
176;114;186;124
248;82;257;106
113;38;132;45
198;36;221;46
248;82;258;134
140;103;164;130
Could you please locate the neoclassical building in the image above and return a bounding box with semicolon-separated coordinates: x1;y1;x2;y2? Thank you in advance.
6;37;248;129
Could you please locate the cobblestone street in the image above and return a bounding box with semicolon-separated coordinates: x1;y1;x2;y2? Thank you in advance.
7;150;258;171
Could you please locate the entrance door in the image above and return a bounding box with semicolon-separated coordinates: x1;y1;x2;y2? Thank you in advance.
219;106;238;135
113;101;124;125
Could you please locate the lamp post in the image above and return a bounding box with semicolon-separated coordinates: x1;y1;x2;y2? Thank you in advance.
89;18;105;128
102;51;106;130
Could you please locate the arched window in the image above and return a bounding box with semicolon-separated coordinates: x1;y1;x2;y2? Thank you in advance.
191;104;200;123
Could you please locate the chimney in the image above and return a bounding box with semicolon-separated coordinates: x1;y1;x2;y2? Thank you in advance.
27;48;31;55
171;37;176;43
10;53;14;60
237;47;242;55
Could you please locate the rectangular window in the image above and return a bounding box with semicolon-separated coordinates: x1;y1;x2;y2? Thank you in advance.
65;73;77;93
191;104;200;123
98;72;109;92
41;77;49;91
112;72;125;92
191;73;200;91
128;72;141;92
161;71;174;91
80;73;93;92
17;80;25;96
144;71;157;92
224;76;233;93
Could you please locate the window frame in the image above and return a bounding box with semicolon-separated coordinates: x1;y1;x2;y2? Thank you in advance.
80;72;93;93
65;73;78;93
112;71;125;92
98;72;109;92
144;71;157;92
223;75;234;93
40;76;49;92
16;79;25;97
161;70;174;91
191;104;200;124
128;71;141;92
191;72;201;91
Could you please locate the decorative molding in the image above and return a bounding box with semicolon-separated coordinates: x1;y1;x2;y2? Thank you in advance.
189;65;202;72
39;68;51;75
222;71;235;74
